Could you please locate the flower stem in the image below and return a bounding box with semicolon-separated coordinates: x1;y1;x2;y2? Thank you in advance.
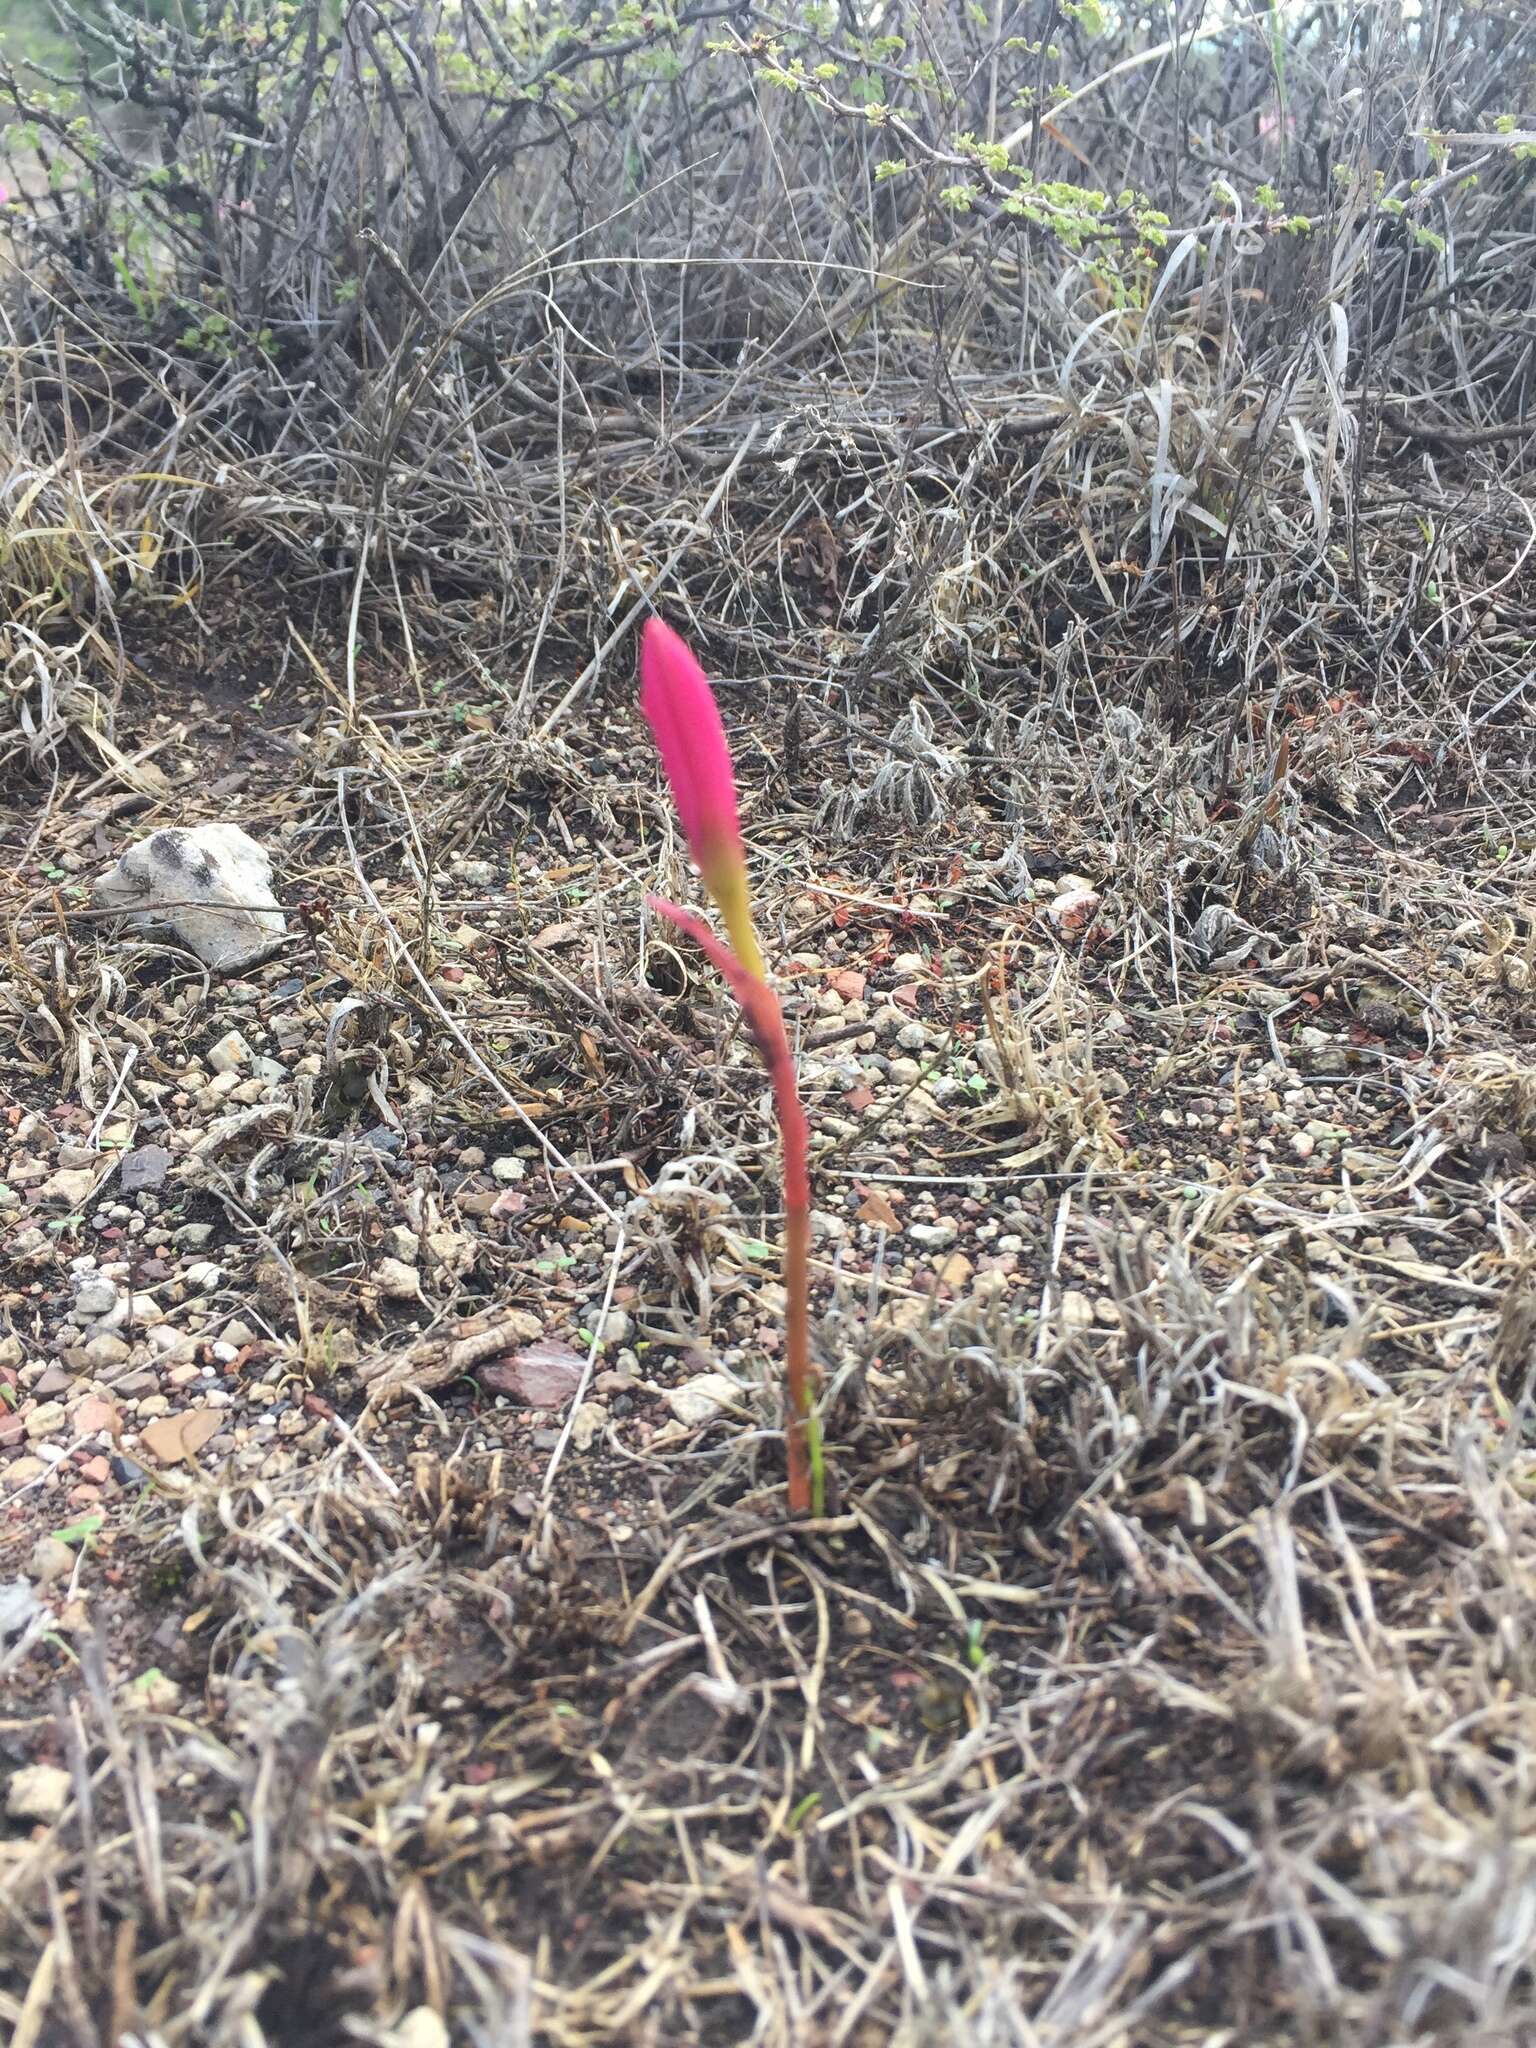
646;895;823;1514
771;1040;818;1517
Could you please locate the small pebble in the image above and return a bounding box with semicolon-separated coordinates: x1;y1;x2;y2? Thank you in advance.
207;1030;254;1076
908;1220;959;1250
665;1374;742;1426
6;1764;72;1823
568;1400;608;1451
71;1276;120;1322
375;1257;422;1300
28;1537;76;1585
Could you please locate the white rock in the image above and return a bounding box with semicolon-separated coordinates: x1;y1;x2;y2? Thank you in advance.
40;1167;96;1207
568;1399;607;1451
6;1763;72;1823
394;2010;450;2048
1059;1290;1095;1329
590;1306;631;1347
95;824;287;972
183;1262;224;1292
375;1257;422;1301
87;1293;163;1334
425;1230;476;1278
490;1156;526;1183
207;1029;253;1076
904;1088;940;1130
908;1220;959;1250
665;1373;743;1426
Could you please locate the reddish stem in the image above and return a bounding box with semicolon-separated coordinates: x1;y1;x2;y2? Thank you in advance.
768;1024;813;1515
646;895;817;1512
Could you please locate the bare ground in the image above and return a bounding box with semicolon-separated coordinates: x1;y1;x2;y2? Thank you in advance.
4;572;1536;2048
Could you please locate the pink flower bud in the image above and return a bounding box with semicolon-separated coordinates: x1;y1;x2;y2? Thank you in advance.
640;617;764;978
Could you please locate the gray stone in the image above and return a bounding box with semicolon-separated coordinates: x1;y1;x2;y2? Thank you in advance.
71;1275;120;1322
78;1334;131;1369
118;1146;171;1196
95;824;287;972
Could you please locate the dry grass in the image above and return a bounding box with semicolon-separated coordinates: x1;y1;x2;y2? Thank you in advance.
2;1;1536;2043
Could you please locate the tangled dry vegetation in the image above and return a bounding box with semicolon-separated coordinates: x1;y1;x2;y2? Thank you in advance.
3;1;1536;2042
